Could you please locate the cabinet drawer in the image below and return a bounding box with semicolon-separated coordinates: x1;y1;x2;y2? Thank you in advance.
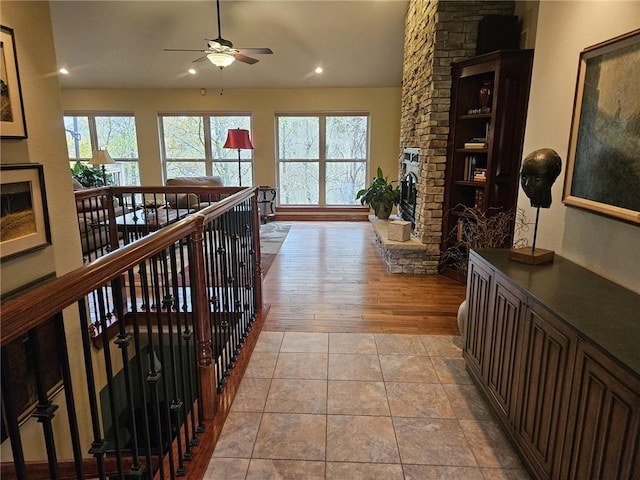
516;300;575;479
484;277;523;424
464;258;492;378
561;341;640;480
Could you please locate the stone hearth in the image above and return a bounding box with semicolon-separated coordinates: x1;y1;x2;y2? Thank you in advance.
370;217;432;274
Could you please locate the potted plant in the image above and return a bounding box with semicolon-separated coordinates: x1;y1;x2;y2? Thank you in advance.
356;167;400;219
71;160;112;187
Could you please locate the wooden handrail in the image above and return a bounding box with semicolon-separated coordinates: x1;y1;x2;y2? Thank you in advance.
74;185;244;196
1;215;199;346
0;187;258;347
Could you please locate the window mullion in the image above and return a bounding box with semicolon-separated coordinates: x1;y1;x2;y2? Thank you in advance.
203;115;213;176
159;116;169;182
319;115;326;206
88;115;99;153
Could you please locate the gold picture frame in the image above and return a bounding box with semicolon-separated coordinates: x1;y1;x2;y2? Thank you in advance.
0;164;52;261
0;25;27;139
563;29;640;225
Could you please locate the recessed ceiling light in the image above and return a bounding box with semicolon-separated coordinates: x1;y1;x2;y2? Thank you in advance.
188;68;197;75
59;68;69;75
315;67;323;74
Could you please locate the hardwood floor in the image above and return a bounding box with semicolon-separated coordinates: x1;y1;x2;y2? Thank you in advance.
262;222;467;335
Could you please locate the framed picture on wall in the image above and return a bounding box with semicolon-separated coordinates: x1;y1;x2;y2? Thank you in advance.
563;29;640;225
0;25;27;139
0;164;52;261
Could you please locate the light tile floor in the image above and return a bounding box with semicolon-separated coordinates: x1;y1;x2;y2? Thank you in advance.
205;332;532;480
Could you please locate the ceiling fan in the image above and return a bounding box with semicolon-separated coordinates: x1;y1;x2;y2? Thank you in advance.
164;0;273;68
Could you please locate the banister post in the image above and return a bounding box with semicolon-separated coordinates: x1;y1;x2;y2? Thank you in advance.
252;191;263;315
190;215;217;420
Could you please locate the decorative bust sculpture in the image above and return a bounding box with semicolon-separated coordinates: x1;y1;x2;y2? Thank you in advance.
520;148;562;208
509;148;563;265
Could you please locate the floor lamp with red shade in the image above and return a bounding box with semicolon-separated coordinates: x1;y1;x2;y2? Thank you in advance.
223;128;254;186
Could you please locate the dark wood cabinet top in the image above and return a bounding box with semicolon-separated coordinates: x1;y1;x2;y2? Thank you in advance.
471;249;640;378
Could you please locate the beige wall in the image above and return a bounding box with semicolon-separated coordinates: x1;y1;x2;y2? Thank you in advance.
0;1;83;291
0;0;90;460
517;1;640;292
61;87;402;190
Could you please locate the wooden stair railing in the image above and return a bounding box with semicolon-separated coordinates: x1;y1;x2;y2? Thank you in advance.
1;187;263;479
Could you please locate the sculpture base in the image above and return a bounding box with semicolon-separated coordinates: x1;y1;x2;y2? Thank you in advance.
508;247;554;265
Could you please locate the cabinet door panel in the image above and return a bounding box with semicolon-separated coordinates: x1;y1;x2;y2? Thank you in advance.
485;278;522;423
517;302;574;478
562;342;640;480
464;259;492;378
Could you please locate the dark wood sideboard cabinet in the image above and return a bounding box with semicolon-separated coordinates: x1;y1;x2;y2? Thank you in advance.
465;249;640;479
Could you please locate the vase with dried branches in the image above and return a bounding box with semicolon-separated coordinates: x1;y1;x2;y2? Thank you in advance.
440;205;531;279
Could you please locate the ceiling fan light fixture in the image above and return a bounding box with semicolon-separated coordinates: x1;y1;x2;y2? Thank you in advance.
207;52;235;68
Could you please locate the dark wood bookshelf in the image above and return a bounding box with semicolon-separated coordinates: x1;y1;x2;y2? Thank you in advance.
440;50;534;281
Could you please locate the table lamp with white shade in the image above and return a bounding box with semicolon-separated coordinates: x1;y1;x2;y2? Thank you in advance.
88;149;116;186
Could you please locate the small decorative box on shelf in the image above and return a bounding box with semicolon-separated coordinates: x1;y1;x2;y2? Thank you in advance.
388;220;411;242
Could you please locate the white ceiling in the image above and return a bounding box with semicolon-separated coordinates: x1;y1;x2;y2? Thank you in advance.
49;0;409;90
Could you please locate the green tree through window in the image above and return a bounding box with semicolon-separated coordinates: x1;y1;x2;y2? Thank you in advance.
160;114;253;186
64;114;140;186
277;114;368;206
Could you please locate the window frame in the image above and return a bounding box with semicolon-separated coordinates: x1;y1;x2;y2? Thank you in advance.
276;112;370;206
64;112;140;186
159;112;254;186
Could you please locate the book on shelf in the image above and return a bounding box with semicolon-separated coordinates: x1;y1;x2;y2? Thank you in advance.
463;156;473;181
464;156;488;182
473;167;487;182
474;188;485;210
464;135;488;149
467;107;492;115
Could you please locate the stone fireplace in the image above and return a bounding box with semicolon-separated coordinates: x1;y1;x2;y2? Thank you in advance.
398;147;419;229
396;0;515;274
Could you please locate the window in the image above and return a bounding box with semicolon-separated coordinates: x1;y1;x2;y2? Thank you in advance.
277;114;368;206
160;114;253;186
64;114;140;186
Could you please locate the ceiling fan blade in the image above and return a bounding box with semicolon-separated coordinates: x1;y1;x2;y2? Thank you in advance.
236;47;273;55
233;53;259;65
164;48;205;52
193;55;209;63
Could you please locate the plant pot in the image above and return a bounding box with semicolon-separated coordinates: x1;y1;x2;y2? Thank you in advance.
376;203;392;220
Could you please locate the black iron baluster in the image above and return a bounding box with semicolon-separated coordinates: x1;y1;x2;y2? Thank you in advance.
28;325;60;479
204;222;223;393
126;266;154;479
54;313;85;479
219;212;234;372
226;209;242;362
169;242;196;458
96;289;125;479
220;213;236;376
1;351;27;480
150;256;178;478
139;260;166;480
160;250;187;476
112;271;146;478
205;222;222;393
78;298;108;479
